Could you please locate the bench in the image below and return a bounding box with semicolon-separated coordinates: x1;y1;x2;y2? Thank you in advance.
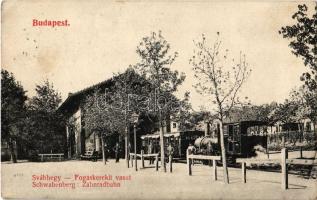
80;150;97;160
38;153;64;162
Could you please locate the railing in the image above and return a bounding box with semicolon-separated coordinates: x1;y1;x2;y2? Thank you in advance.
186;149;221;180
267;131;316;148
129;151;159;171
236;148;317;190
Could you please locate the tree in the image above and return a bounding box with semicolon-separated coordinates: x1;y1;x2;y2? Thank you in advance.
1;69;27;163
227;103;278;123
83;91;124;164
279;3;317;91
110;67;153;167
83;68;155;165
190;33;251;183
27;80;64;154
134;31;186;172
290;86;317;138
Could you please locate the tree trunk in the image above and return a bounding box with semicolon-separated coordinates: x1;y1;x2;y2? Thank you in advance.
313;121;316;142
219;121;229;184
160;124;166;172
125;126;129;168
101;135;106;165
9;139;17;163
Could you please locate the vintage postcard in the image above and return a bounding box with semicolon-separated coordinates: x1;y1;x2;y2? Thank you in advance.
1;0;316;199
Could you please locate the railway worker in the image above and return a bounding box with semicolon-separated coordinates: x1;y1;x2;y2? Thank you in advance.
148;141;154;164
187;143;196;155
113;142;120;163
187;143;196;165
206;142;213;155
104;143;109;162
92;149;98;162
206;142;213;166
167;144;174;163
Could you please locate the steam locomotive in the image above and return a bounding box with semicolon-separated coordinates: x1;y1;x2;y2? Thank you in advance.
194;121;269;161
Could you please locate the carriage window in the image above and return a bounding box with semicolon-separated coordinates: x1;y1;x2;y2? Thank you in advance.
228;125;234;138
228;142;233;151
247;126;268;136
233;125;239;141
235;143;240;153
306;122;311;131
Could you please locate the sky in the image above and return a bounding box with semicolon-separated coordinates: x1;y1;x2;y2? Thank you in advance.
2;0;315;111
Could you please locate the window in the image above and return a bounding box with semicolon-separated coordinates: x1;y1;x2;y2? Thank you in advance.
173;123;177;129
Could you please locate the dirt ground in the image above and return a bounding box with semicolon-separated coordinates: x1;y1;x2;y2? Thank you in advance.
1;152;316;200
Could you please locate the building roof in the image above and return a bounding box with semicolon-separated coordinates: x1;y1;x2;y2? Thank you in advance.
57;68;147;116
57;77;114;115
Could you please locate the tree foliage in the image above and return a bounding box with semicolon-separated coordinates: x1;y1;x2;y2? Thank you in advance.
279;4;317;91
227;103;278;123
27;80;64;153
190;33;252;184
135;31;185;91
190;34;251;121
134;31;187;171
289;86;317;124
83;68;156;135
1;69;27;139
1;69;27;162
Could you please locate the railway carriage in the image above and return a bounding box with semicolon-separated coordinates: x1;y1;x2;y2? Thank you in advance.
195;120;269;160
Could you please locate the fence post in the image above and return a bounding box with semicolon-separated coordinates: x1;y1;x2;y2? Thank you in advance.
155;155;159;171
187;149;192;176
127;153;130;168
300;146;303;159
141;150;144;168
213;159;217;181
242;162;246;183
281;148;288;190
169;154;172;173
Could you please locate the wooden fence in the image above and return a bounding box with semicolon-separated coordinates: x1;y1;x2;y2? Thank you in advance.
129;151;159;171
187;149;221;181
236;148;317;190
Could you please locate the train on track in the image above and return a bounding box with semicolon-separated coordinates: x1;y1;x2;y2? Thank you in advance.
141;121;268;162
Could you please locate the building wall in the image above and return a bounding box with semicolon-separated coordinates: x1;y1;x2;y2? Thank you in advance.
170;121;179;132
67;108;83;158
85;132;101;152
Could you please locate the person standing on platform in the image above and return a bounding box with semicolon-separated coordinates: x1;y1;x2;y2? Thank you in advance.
104;143;109;162
113;142;120;163
148;141;154;164
167;143;174;163
187;143;196;165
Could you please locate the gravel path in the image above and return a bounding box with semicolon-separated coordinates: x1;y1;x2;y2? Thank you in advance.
2;155;316;200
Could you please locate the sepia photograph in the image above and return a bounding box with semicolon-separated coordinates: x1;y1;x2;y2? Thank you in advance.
1;0;316;199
